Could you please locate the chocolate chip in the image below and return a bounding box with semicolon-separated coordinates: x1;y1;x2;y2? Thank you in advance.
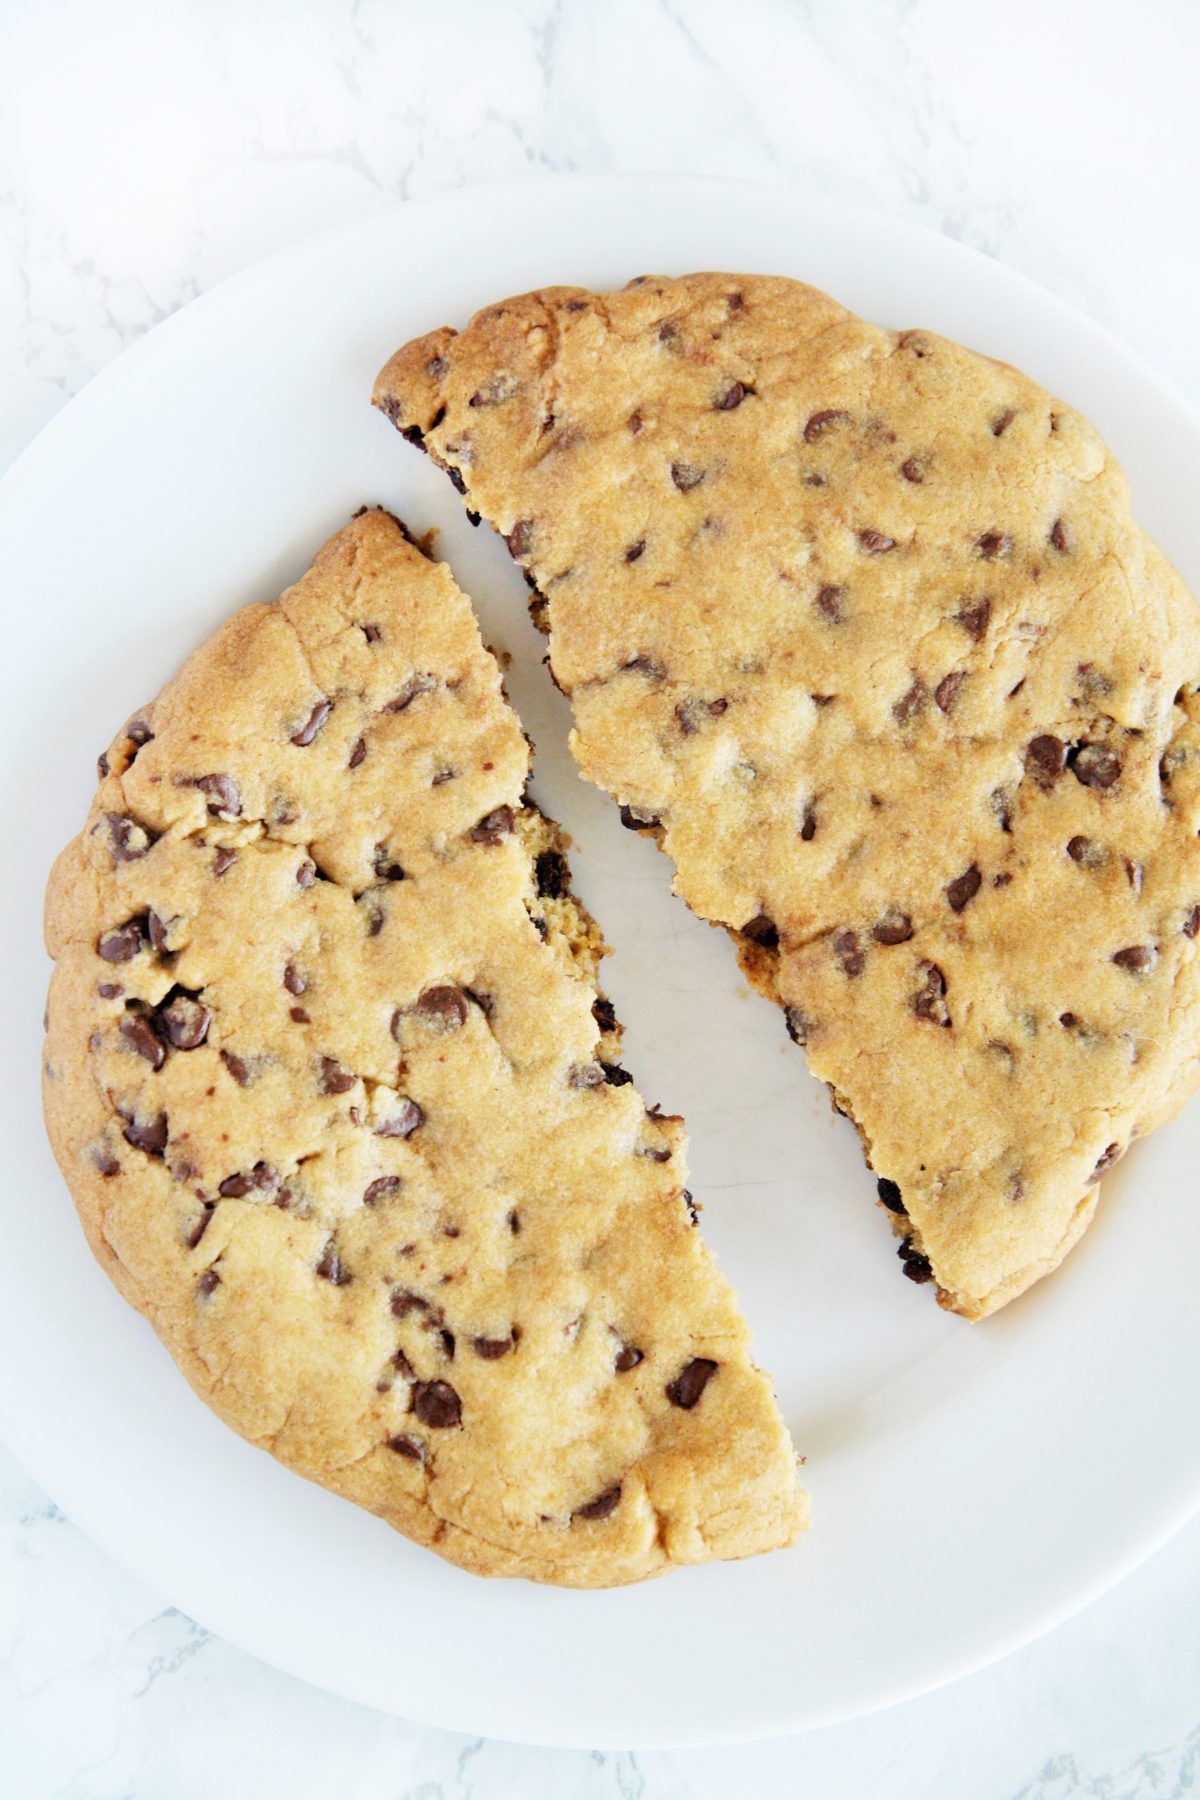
213;847;237;877
507;519;534;559
106;813;156;862
1026;735;1066;786
804;409;850;443
935;672;966;713
1050;518;1070;553
614;1344;644;1372
535;850;570;898
220;1049;250;1085
624;538;646;563
145;911;171;955
623;653;666;679
872;910;912;946
946;865;982;912
316;1244;352;1285
666;1357;717;1410
992;409;1017;436
877;1177;905;1213
913;961;950;1026
92;1147;121;1178
834;931;864;977
900;457;925;483
197;1269;221;1297
784;1006;813;1045
898;1242;933;1283
98;917;147;963
507;1209;521;1234
976;532;1012;560
387;1434;425;1462
858;529;896;554
1060;1012;1079;1030
391;1289;428;1319
470;806;514;846
280;963;305;998
716;381;749;411
800;803;818;841
121;1109;168;1156
186;1210;211;1247
411;1379;461;1428
569;1063;605;1090
218;1167;263;1198
318;1055;356;1094
290;700;331;747
1071;742;1121;789
385;673;437;713
816;585;844;622
296;859;316;888
375;1099;423;1138
955;598;991;641
1112;945;1155;972
1090;1143;1123;1182
446;467;467;496
674;697;728;734
592;996;617;1034
742;914;779;949
373;843;405;882
628;412;643;434
574;1485;622;1522
361;623;382;644
364;1176;402;1204
97;751;110;778
473;1333;516;1359
193;774;241;817
120;1012;166;1068
97;982;123;999
1067;836;1097;864
670;462;705;491
347;736;368;770
1185;906;1200;939
602;1063;633;1087
1125;859;1143;895
416;986;469;1031
893;678;926;724
683;1190;699;1225
159;992;211;1049
618;804;662;832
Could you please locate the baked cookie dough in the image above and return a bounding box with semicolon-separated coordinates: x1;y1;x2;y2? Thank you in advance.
43;508;806;1584
376;273;1200;1318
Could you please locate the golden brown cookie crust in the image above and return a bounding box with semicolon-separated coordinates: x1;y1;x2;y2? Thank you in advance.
43;508;806;1585
375;274;1200;1319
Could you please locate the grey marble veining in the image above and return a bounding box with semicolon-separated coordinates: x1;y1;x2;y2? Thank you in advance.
2;1;1199;1793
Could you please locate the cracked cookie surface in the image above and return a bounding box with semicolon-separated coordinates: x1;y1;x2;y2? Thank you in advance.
43;508;806;1585
375;273;1200;1319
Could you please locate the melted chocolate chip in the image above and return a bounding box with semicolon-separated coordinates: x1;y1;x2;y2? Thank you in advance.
1026;735;1066;786
283;963;306;996
220;1049;250;1085
296;859;316;888
507;519;534;559
1090;1143;1123;1182
96;982;123;999
97;751;110;778
416;986;469;1031
106;813;157;862
877;1177;905;1213
872;910;913;946
120;1012;166;1068
291;699;331;746
900;456;925;483
193;774;241;816
385;673;437;713
976;531;1012;560
618;804;662;832
92;1147;121;1178
614;1344;644;1373
1067;835;1096;865
316;1244;352;1285
717;382;748;410
858;529;896;554
955;597;991;641
992;409;1017;436
473;1333;516;1359
893;678;926;724
121;1109;168;1156
98;917;147;963
804;409;850;443
470;806;514;846
375;1099;423;1139
666;1357;718;1410
213;847;237;877
946;865;982;912
197;1268;221;1297
159;992;211;1050
1185;906;1200;939
387;1433;425;1462
833;931;864;977
784;1006;813;1045
935;671;966;713
1050;518;1070;553
372;843;405;882
800;803;818;841
318;1055;356;1094
913;961;950;1026
1112;944;1155;972
742;914;779;949
363;1176;402;1204
411;1379;461;1429
1071;742;1122;790
186;1210;211;1247
816;585;844;622
574;1485;622;1522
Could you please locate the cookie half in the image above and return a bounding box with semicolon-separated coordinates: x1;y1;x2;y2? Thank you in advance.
42;508;806;1585
375;274;1200;1319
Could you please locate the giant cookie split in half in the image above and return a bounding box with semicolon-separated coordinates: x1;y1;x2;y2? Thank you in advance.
375;273;1200;1319
43;508;806;1584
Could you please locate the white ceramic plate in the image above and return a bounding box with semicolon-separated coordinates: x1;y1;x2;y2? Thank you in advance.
2;174;1199;1750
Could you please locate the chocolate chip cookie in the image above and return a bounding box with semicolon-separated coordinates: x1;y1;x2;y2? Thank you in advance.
375;274;1200;1319
43;508;806;1584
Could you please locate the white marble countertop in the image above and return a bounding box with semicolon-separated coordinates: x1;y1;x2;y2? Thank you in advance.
3;1;1199;1793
